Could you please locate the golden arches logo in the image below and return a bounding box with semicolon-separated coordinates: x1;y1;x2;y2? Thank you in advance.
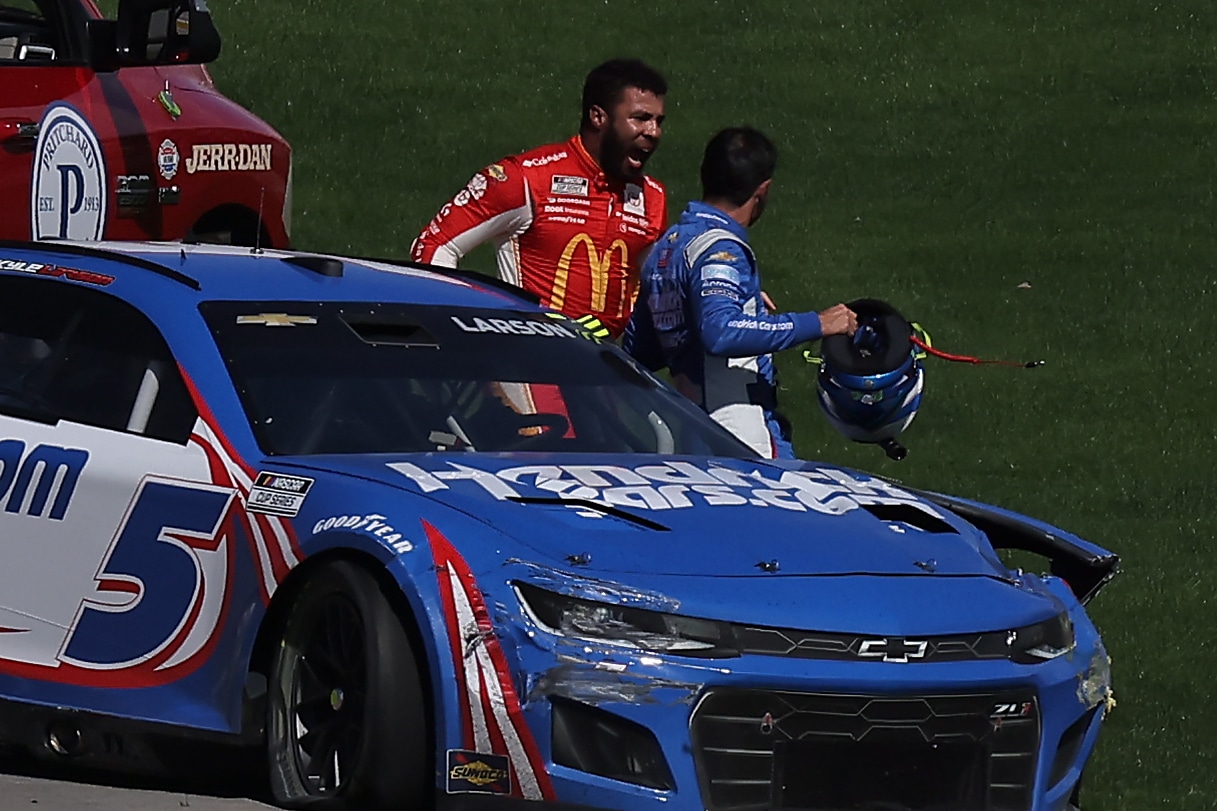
553;233;628;313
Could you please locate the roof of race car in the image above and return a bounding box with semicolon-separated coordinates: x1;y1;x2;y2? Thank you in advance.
0;240;539;310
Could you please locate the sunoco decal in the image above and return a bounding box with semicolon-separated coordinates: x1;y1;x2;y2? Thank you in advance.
389;460;948;519
32;103;107;241
246;472;313;517
446;749;511;795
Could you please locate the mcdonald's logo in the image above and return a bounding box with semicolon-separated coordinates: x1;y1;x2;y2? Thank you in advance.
553;234;629;314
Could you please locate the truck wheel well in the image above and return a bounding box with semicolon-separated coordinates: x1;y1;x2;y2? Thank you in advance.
244;549;434;741
186;205;272;249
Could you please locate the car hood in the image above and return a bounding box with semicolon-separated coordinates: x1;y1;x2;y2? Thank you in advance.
284;453;1015;582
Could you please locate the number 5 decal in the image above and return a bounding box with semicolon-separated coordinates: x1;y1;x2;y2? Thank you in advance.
62;477;235;671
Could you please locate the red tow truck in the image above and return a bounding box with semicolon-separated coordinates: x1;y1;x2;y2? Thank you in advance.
1;0;291;247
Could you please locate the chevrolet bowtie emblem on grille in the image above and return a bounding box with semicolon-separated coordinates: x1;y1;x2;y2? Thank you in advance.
236;313;318;327
857;637;929;663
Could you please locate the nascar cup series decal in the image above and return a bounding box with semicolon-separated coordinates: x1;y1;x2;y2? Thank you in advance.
31;103;107;241
389;460;947;519
246;472;313;517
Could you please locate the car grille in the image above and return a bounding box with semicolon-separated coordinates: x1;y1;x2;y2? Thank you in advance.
737;625;1012;663
691;688;1039;811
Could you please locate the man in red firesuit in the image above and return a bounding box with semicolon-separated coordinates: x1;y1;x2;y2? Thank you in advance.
411;58;668;339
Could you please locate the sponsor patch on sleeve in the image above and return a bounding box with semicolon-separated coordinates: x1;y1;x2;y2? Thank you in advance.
701;283;742;300
486;163;508;182
466;173;488;200
700;263;742;285
453;172;489;206
446;749;512;795
247;472;314;517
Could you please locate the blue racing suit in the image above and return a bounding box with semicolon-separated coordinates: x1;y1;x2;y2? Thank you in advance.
623;201;824;458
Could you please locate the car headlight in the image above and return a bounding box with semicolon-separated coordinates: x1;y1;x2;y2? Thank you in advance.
1009;612;1076;664
515;584;740;659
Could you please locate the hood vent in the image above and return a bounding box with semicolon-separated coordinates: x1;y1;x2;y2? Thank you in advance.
861;503;957;534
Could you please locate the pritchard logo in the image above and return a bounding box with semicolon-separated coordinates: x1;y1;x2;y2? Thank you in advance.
32;103;107;240
857;638;928;663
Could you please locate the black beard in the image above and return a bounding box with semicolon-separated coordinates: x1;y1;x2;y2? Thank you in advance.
598;133;640;182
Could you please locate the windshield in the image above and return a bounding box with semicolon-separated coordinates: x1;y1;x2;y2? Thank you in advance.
202;302;755;458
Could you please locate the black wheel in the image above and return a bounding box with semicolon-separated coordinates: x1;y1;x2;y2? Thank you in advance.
267;562;430;809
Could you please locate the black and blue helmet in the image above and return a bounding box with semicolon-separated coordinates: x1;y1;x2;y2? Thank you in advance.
815;299;924;446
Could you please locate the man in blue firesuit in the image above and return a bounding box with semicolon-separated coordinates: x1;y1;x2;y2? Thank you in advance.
623;127;857;459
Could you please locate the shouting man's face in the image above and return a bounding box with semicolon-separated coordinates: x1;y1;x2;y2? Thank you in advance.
596;87;665;182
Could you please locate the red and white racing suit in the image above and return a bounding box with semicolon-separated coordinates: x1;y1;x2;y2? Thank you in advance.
411;135;667;338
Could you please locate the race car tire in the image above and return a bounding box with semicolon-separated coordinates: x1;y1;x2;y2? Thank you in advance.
267;561;430;809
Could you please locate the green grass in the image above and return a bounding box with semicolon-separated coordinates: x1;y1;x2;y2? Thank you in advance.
204;1;1217;805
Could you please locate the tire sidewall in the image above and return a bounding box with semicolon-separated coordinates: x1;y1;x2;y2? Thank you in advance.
267;561;430;809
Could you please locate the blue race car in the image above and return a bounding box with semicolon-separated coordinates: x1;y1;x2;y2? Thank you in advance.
0;240;1118;811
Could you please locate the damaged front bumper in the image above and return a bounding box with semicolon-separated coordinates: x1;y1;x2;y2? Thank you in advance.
441;569;1113;811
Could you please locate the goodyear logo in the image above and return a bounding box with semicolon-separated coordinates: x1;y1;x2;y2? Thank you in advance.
446;749;511;794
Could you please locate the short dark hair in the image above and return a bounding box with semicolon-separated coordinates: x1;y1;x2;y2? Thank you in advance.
581;59;667;128
700;127;778;206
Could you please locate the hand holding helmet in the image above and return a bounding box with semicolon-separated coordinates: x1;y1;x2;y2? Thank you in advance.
809;298;1044;461
817;303;858;337
814;299;924;460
